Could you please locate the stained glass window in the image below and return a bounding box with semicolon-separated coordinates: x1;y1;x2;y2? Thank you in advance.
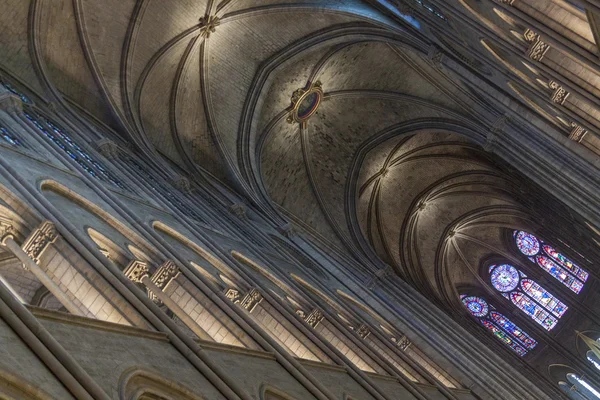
1;79;31;104
514;230;588;294
23;112;126;189
489;264;567;331
461;295;537;356
0;127;21;146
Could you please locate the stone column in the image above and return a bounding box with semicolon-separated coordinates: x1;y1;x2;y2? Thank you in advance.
1;222;84;316
124;260;212;341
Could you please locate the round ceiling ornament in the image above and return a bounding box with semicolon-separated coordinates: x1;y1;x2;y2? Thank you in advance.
286;81;323;125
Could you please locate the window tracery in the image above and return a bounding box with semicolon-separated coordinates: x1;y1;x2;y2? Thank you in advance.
0;126;22;146
461;295;537;356
490;264;566;330
515;230;588;294
23;111;126;189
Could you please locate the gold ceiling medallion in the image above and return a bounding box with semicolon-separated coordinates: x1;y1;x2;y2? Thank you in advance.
199;15;220;38
286;81;323;126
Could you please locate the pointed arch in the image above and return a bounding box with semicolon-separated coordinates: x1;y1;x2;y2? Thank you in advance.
118;368;205;400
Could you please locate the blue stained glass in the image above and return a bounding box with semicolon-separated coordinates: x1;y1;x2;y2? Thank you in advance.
461;295;536;356
510;292;557;330
2;81;31;104
515;231;540;256
490;264;519;292
542;244;589;281
0;127;20;146
521;279;567;317
25;112;126;189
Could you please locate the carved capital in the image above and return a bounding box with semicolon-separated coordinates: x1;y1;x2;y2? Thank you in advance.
22;221;58;262
124;260;150;283
0;92;23;114
304;308;324;328
95;139;121;160
0;217;13;243
523;29;549;61
569;122;587;143
277;222;296;238
549;80;570;105
356;324;371;339
229;203;248;220
240;288;263;312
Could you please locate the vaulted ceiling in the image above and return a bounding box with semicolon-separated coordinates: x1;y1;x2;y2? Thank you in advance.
1;0;599;325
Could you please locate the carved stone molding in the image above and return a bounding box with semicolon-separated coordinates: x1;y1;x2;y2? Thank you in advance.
569;123;587;143
277;222;296;238
549;81;570;105
124;260;150;283
366;266;392;289
0;217;13;242
523;29;550;61
225;288;242;303
304;308;324;328
392;335;412;350
151;260;179;289
356;324;371;339
485;115;509;152
95;139;121;160
229;203;248;220
240;288;263;312
22;221;58;262
199;15;220;38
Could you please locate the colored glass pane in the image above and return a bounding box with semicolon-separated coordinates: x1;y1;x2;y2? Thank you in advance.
515;231;540;256
480;319;527;356
542;244;588;281
510;292;557;330
2;80;31;104
24;112;126;189
0;127;20;146
521;279;567;317
489;311;537;349
490;264;519;292
537;255;583;294
462;296;489;317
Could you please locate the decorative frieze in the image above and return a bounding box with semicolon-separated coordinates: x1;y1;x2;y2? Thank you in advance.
356;324;371;339
240;288;263;312
549;81;569;105
392;335;412;350
303;308;325;328
124;260;150;283
523;29;550;61
22;221;58;262
569;123;587;143
225;287;263;312
151;261;179;289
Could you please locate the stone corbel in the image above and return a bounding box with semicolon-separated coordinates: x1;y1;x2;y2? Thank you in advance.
277;222;296;238
22;221;58;262
239;288;263;312
523;29;550;61
229;203;248;220
549;81;570;105
95;139;121;160
148;260;180;302
123;260;150;283
0;92;23;114
569;123;587;143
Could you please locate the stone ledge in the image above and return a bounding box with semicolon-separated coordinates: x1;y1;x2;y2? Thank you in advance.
199;340;276;360
28;306;169;342
298;358;347;372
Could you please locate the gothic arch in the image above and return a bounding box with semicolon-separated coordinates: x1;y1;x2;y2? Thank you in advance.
259;384;296;400
118;368;205;400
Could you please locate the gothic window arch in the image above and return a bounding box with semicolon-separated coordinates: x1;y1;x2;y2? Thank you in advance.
461;295;537;356
564;373;600;399
489;263;567;330
514;230;589;294
23;110;126;189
